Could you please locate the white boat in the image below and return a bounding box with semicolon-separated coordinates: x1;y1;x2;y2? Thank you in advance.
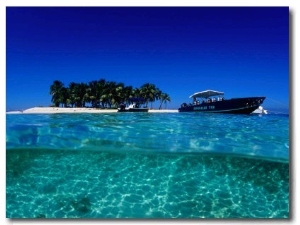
118;98;149;112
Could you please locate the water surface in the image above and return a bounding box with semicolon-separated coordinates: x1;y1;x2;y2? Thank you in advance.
6;113;289;218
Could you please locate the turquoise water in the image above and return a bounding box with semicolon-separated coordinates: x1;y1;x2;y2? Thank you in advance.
6;113;289;218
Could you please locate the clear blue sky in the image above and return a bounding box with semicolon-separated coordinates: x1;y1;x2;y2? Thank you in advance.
6;7;289;111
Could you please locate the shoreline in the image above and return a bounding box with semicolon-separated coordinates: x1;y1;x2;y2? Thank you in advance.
6;107;179;114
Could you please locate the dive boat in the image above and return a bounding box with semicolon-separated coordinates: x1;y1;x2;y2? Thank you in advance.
118;98;149;112
178;90;265;114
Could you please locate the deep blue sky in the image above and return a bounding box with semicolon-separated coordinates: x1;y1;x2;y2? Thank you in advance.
6;7;289;111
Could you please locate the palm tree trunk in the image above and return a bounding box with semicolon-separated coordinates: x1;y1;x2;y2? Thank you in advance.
159;101;163;110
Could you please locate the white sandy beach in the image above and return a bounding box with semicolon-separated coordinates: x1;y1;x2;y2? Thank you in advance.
6;107;178;114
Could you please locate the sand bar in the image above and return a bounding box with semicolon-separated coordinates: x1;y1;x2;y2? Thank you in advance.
6;107;178;114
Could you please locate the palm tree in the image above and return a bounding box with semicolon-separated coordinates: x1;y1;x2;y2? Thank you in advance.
50;80;64;107
87;80;99;108
140;83;160;108
131;87;141;98
77;82;88;107
159;93;171;109
101;81;113;108
114;83;125;107
68;82;88;107
60;87;69;107
49;79;171;109
122;85;133;104
68;82;77;108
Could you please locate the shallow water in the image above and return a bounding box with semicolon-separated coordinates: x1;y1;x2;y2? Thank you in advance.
6;113;289;218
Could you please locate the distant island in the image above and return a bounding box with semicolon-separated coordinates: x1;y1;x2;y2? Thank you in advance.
50;79;171;109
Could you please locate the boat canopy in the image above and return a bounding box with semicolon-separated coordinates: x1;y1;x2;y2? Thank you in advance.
189;90;224;99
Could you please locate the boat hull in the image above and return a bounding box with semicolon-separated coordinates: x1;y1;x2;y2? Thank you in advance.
178;97;265;114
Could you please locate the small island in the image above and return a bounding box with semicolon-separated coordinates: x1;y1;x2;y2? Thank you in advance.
50;79;171;110
7;79;177;114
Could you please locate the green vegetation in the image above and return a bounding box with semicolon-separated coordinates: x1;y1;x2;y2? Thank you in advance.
50;79;171;109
